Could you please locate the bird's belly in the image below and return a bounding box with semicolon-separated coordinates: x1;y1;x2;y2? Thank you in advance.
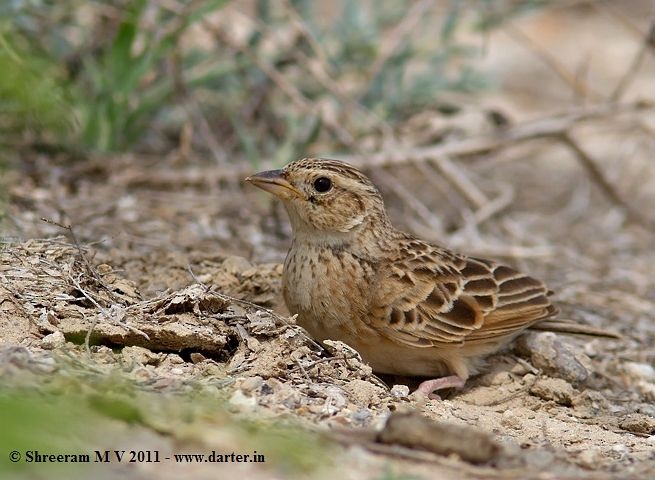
300;324;472;378
356;341;455;376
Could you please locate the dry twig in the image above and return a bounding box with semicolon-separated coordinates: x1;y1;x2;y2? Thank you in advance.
560;133;655;230
503;22;600;101
373;168;445;232
288;353;359;374
610;20;655;101
201;18;358;150
40;218;108;288
429;156;489;210
339;101;653;167
359;0;436;100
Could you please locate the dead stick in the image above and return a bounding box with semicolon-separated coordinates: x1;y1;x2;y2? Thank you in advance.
611;20;655;101
374;168;444;231
339;101;653;167
203;20;358;150
358;0;436;101
503;22;598;101
560;133;655;230
430;156;489;209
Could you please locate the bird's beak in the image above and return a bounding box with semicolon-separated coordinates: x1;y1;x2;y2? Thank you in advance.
245;169;303;200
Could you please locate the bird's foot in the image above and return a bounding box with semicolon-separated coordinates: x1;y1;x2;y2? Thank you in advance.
416;375;465;400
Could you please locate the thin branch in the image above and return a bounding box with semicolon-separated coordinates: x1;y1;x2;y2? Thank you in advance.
279;0;413;142
113;102;653;191
69;273;151;342
359;0;436;101
472;185;515;226
213;293;326;355
560;133;655;230
280;0;333;72
83;312;97;355
288;353;358;374
187;264;211;293
203;19;358;151
373;168;444;232
339;100;653;167
592;0;655;41
503;22;600;101
169;41;227;165
429;156;489;210
40;217;114;296
610;20;655;101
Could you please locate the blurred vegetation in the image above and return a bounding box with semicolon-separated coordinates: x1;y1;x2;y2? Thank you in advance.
0;387;95;478
376;466;423;480
0;366;330;478
0;0;545;164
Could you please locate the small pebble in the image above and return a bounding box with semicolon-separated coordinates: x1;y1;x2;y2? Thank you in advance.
523;449;554;469
636;403;655;417
619;414;655;435
132;367;153;382
486;371;513;386
390;384;410;399
343;379;382;407
583;341;599;357
572;390;608;416
92;346;116;364
624;362;655;382
516;332;589;385
166;354;185;365
170;368;184;375
530;377;575;406
282;395;301;410
323;386;348;412
577;448;601;469
522;373;537;384
240;376;264;393
229;389;257;412
40;331;65;350
509;362;531;375
351;408;372;424
636;380;655;402
122;346;159;365
501;410;521;429
189;352;206;364
611;444;627;453
222;256;253;275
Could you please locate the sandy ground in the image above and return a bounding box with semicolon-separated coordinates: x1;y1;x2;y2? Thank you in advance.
2;3;655;479
1;233;654;480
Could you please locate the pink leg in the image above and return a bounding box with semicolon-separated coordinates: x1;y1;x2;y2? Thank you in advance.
416;375;465;400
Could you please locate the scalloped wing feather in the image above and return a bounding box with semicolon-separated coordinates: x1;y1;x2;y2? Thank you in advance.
371;245;557;349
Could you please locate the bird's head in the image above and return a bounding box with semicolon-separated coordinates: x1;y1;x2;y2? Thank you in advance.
246;158;389;241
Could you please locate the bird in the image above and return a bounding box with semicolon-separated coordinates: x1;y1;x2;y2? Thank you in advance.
246;158;617;398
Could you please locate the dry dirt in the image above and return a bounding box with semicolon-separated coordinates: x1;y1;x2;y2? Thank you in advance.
3;4;655;480
2;136;655;479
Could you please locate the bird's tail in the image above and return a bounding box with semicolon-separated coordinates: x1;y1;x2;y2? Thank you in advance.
530;319;622;339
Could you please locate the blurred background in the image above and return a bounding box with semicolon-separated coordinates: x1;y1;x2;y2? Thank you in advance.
2;0;655;319
1;0;654;262
2;2;655;479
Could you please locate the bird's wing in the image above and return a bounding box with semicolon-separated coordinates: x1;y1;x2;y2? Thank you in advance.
369;240;557;348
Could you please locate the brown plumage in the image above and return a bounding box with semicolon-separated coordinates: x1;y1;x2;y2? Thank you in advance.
246;158;616;396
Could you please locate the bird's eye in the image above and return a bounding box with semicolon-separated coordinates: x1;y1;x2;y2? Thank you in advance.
313;177;332;193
